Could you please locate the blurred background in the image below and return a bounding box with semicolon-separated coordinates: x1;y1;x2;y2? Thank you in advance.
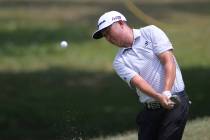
0;0;210;140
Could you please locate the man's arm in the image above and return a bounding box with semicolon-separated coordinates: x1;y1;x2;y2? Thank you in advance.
158;50;176;92
131;74;173;109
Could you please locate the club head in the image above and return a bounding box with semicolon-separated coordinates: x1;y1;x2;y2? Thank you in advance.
170;95;181;106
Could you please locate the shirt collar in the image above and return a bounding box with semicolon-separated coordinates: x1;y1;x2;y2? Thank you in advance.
133;28;141;41
121;28;141;53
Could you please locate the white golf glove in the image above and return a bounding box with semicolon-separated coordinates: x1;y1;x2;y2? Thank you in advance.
162;90;172;98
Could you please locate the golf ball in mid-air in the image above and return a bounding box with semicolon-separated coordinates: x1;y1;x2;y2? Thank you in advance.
60;41;68;48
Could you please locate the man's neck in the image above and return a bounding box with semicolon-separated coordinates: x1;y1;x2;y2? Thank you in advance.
126;27;134;47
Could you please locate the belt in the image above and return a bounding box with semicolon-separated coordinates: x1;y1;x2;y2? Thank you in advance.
144;101;162;110
144;90;185;110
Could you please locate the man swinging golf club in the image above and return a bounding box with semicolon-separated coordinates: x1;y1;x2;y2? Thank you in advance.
92;11;190;140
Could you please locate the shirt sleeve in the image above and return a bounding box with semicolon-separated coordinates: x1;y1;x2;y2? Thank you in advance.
113;57;138;88
150;25;173;55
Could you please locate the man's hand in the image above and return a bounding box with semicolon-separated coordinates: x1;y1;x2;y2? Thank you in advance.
157;94;175;110
170;95;181;106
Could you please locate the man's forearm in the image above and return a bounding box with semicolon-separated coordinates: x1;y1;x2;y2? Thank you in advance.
159;51;176;92
131;74;174;109
163;57;176;91
131;75;161;100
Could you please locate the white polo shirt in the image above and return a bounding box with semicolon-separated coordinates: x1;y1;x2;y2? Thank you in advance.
113;25;185;103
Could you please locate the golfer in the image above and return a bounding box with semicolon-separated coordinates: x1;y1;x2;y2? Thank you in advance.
92;11;190;140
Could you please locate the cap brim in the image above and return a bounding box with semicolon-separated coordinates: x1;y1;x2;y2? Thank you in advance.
92;30;103;39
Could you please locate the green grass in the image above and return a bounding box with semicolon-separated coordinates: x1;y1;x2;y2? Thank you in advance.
91;117;210;140
0;1;210;140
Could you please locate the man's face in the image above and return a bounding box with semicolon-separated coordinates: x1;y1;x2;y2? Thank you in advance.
102;22;126;47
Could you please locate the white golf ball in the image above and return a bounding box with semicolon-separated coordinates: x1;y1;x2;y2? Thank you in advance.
60;41;68;48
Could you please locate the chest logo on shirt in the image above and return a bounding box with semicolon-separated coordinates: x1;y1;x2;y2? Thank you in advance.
145;41;149;46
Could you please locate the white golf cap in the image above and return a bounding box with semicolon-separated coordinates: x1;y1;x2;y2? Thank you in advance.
92;11;127;39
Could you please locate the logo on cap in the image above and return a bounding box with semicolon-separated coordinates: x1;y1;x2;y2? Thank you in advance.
112;16;121;21
97;20;106;28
